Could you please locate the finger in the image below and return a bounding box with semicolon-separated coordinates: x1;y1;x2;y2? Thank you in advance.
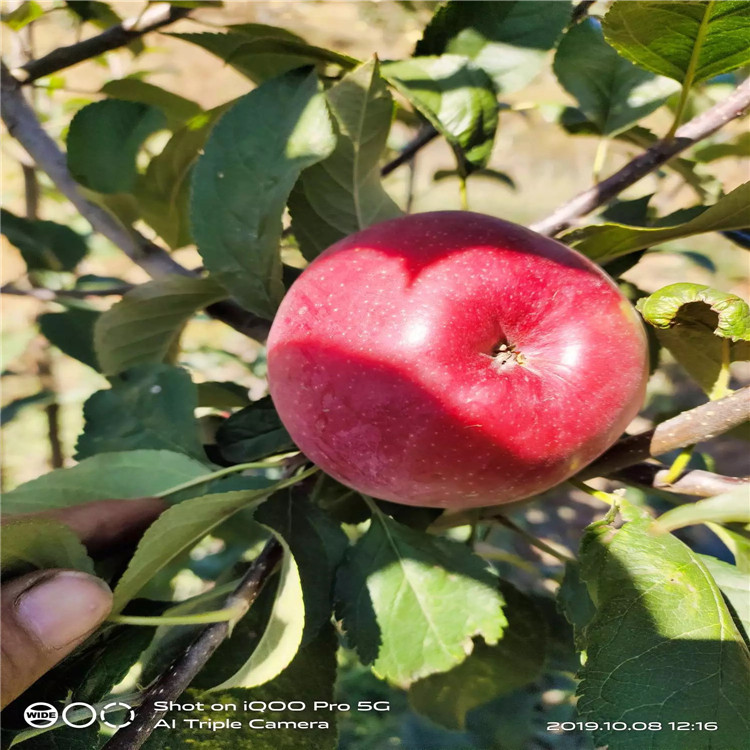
4;497;167;555
0;569;112;708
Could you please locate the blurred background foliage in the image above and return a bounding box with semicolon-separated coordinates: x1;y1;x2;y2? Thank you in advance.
2;1;748;492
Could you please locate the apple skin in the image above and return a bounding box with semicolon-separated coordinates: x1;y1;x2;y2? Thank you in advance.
267;211;648;508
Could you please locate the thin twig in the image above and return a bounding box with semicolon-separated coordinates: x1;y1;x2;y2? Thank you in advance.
581;386;750;479
16;4;191;84
493;515;575;563
571;0;596;25
531;76;750;236
1;61;272;341
1;282;135;299
102;539;283;750
381;126;439;177
20;83;64;468
37;350;64;468
612;463;749;498
205;300;272;342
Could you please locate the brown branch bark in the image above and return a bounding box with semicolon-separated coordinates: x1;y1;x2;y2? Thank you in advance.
612;463;749;498
581;386;750;479
531;76;750;237
1;61;272;341
16;4;191;84
102;539;283;750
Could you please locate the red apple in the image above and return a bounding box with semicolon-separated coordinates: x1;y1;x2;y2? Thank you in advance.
267;212;648;508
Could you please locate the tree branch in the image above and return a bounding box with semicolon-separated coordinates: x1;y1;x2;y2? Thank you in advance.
2;60;188;276
612;463;749;498
581;386;750;479
205;300;273;342
15;4;191;84
531;76;750;237
103;539;283;750
1;61;272;341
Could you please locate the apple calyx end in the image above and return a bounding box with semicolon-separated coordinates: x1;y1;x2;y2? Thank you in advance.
490;342;526;368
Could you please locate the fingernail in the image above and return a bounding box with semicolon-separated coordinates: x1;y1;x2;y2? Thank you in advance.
15;572;113;650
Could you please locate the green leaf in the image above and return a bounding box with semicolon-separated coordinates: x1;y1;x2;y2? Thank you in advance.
288;58;403;260
256;490;349;644
134;107;226;250
700;555;750;642
553;19;679;136
1;450;209;515
603;1;750;84
215;396;294;464
1;519;94;577
562;181;750;263
557;560;596;650
312;473;370;525
1;209;88;271
93;275;227;376
65;0;121;30
636;282;750;396
409;582;545;730
416;0;572;93
74;622;157;705
170;28;357;84
190;68;336;318
433;167;516;190
653;487;750;533
383;55;498;173
207;530;304;691
197;381;250;409
1;1;42;30
39;307;100;371
600;194;653;226
101;79;201;131
335;511;505;687
577;502;750;748
709;524;750;573
67;100;167;193
148;624;338;750
76;364;205;461
111;474;309;612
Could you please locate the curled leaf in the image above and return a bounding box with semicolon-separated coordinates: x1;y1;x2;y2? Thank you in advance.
636;282;750;397
636;282;750;342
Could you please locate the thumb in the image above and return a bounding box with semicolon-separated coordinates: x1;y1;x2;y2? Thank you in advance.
1;569;113;708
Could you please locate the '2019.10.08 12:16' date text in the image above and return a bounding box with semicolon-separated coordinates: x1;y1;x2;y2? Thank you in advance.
547;722;719;732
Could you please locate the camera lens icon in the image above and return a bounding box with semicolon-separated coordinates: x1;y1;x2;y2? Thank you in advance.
23;702;59;728
100;701;135;728
24;701;135;730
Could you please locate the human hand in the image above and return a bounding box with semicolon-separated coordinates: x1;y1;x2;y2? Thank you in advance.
1;498;165;708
